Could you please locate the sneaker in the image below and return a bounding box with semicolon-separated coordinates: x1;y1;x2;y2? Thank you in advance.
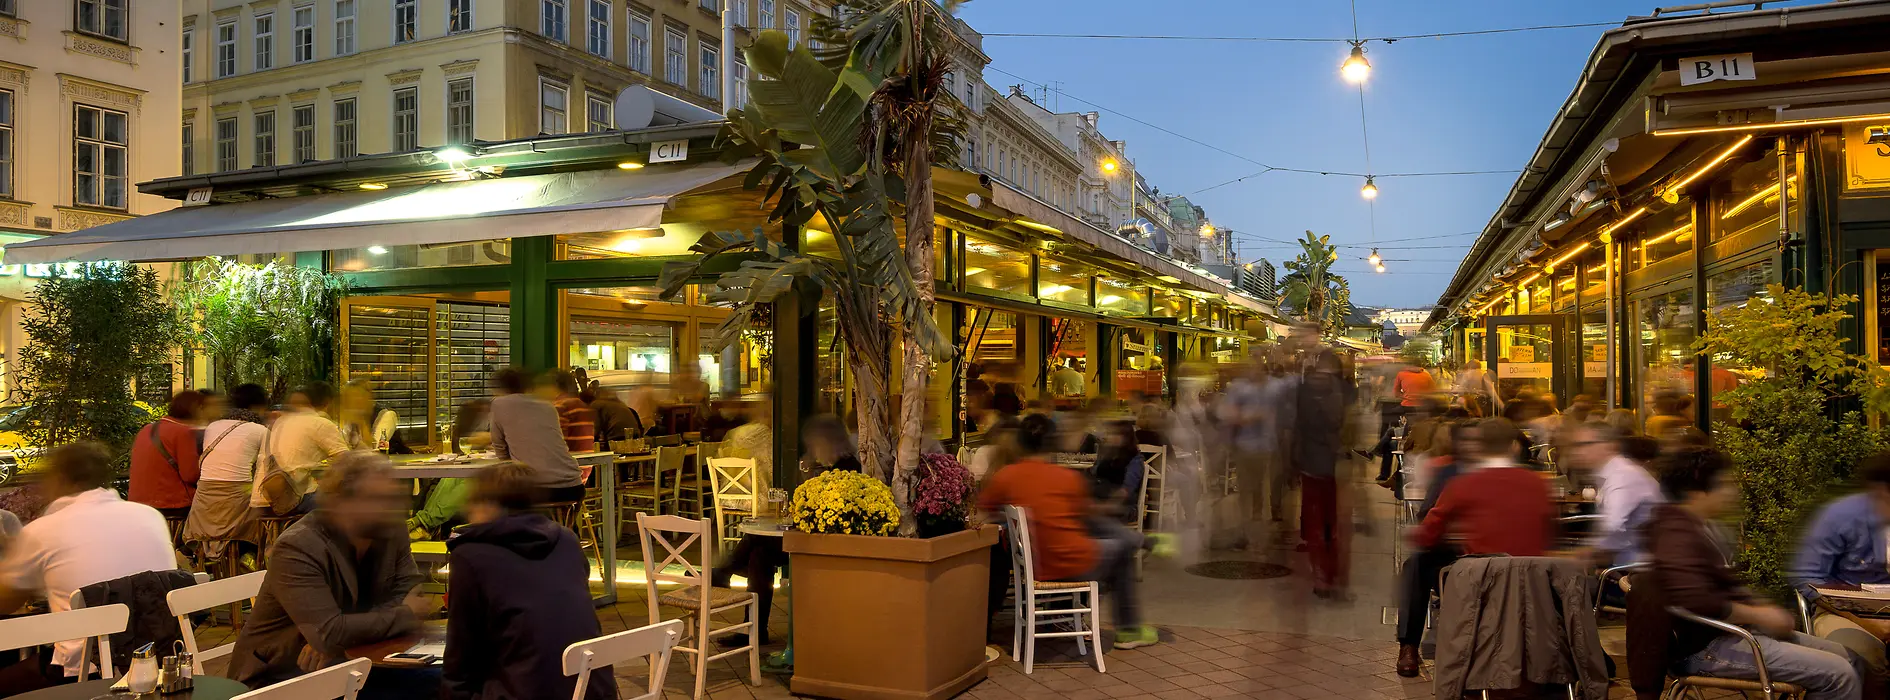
1113;626;1159;650
1145;533;1177;558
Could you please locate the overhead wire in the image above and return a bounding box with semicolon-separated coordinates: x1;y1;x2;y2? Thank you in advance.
979;20;1623;44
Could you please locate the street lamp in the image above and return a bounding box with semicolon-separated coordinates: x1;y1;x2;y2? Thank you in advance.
1341;42;1371;83
1360;175;1379;199
1200;223;1215;237
1101;157;1134;231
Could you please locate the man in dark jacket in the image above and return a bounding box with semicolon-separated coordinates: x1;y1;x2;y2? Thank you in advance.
1643;446;1867;700
443;463;613;700
229;452;439;699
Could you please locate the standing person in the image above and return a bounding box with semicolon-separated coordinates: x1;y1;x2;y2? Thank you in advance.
541;370;596;453
442;464;613;700
1050;360;1086;398
1217;360;1277;549
978;414;1157;649
184;383;271;562
0;443;180;695
1374;361;1438;484
129;390;211;519
1289;350;1351;597
488;368;585;503
1645;446;1868;700
1790;453;1890;680
1454;359;1499;417
229;453;440;699
260;382;350;514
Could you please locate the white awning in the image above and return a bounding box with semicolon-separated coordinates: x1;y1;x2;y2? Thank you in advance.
3;160;748;264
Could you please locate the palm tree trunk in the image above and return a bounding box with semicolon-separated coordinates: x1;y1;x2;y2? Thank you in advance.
894;108;936;537
852;350;895;480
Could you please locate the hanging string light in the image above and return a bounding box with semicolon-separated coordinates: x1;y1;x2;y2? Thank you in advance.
1341;42;1371;83
1368;249;1382;266
1360;176;1378;199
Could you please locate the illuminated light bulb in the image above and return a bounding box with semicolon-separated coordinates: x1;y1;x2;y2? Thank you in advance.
367;245;389;255
1367;249;1381;266
1101;159;1119;174
1360;176;1378;199
1374;263;1386;274
359;182;388;190
1341;43;1371;83
618;162;646;170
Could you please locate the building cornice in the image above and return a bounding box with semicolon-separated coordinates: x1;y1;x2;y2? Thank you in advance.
58;73;144;111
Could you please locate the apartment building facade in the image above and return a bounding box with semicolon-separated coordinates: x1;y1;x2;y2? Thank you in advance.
180;0;826;175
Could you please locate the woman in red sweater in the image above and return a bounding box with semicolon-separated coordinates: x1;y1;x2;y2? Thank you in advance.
1412;417;1555;558
128;390;212;519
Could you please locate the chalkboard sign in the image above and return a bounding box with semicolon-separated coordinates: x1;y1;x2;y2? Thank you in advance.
1879;264;1890;365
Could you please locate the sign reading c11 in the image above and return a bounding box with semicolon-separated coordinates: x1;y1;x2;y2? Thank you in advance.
1679;53;1756;86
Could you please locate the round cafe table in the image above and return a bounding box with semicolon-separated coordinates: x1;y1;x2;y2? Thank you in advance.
735;516;795;673
12;675;247;700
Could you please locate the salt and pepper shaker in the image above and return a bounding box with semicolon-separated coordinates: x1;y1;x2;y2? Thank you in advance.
127;643;159;695
159;640;194;694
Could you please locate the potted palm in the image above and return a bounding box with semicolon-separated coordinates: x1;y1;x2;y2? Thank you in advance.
657;2;997;698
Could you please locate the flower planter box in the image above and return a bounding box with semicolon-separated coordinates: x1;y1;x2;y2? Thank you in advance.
784;525;1000;700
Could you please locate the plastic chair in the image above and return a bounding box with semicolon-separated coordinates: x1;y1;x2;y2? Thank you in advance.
0;604;129;682
169;570;268;674
706;457;758;549
634;513;760;699
232;657;372;700
1001;505;1107;674
1664;606;1806;699
562;619;685;700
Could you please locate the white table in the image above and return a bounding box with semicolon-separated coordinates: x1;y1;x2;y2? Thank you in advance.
391;451;621;606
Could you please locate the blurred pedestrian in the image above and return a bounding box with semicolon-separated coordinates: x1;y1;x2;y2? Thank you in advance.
1394;420;1477;676
1291;349;1350;597
129;390;212;519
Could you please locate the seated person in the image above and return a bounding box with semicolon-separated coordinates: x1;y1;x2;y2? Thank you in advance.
0;443;181;695
405;400;493;540
1562;421;1663;567
229;453;441;700
1088;420;1146;520
978;414;1157;650
1790;453;1890;679
1412;418;1554;559
1395;420;1477;677
712;415;852;648
444;464;613;700
1648;445;1869;700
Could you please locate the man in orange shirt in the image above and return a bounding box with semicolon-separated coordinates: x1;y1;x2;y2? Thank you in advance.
980;414;1156;649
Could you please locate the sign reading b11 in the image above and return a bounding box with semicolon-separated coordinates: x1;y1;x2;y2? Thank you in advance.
1679;53;1755;86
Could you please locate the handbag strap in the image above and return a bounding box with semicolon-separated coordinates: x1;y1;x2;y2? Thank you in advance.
201;421;242;463
147;422;180;475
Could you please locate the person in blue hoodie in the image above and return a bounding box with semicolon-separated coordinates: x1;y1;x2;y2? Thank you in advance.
443;463;614;700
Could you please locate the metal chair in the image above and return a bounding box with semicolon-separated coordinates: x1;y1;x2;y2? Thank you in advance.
562;620;684;700
1001;505;1107;674
1664;606;1806;699
635;513;760;699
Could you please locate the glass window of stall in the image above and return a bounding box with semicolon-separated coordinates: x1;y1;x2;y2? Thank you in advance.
1552;264;1576;313
1187;296;1212;326
1096;276;1148;315
1038;259;1090;305
1046;317;1090;397
1633;198;1694;271
332;239;512;271
1712;149;1797;245
1152;291;1187;319
1703;260;1774;425
965;236;1030;297
1634;287;1697;435
344;294;513;451
1579;248;1609;303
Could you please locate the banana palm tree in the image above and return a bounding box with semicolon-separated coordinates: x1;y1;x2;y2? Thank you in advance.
660;0;965;531
1278;231;1351;335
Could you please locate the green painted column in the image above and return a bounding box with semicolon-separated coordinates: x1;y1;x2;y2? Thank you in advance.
510;236;557;372
772;226;813;493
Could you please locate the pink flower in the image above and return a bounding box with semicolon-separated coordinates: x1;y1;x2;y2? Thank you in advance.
914;452;975;518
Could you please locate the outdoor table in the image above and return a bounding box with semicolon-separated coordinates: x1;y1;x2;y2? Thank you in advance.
738;515;789;537
347;620;449;667
12;676;247;700
390;452;621;606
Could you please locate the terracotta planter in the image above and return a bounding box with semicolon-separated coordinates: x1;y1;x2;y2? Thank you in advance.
784;525;1000;700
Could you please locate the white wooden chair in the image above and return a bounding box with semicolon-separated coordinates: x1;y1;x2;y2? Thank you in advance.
231;657;371;700
706;457;759;549
562;619;685;700
1135;444;1169;533
635;513;760;699
0;604;129;682
1001;505;1107;674
170;570;268;674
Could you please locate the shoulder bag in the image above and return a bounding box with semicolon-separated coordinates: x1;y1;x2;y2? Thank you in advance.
255;423;304;516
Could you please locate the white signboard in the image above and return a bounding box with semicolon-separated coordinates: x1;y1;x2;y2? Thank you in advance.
1584;361;1609;377
184;187;214;207
649;139;690;164
1679;53;1756;86
1497;362;1553;379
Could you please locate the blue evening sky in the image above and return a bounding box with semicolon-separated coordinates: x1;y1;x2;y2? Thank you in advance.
956;0;1813;309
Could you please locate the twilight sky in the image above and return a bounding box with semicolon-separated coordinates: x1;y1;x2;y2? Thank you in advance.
956;0;1818;309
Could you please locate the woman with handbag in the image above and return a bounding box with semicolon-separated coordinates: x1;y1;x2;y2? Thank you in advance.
183;383;270;562
128;390;212;519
